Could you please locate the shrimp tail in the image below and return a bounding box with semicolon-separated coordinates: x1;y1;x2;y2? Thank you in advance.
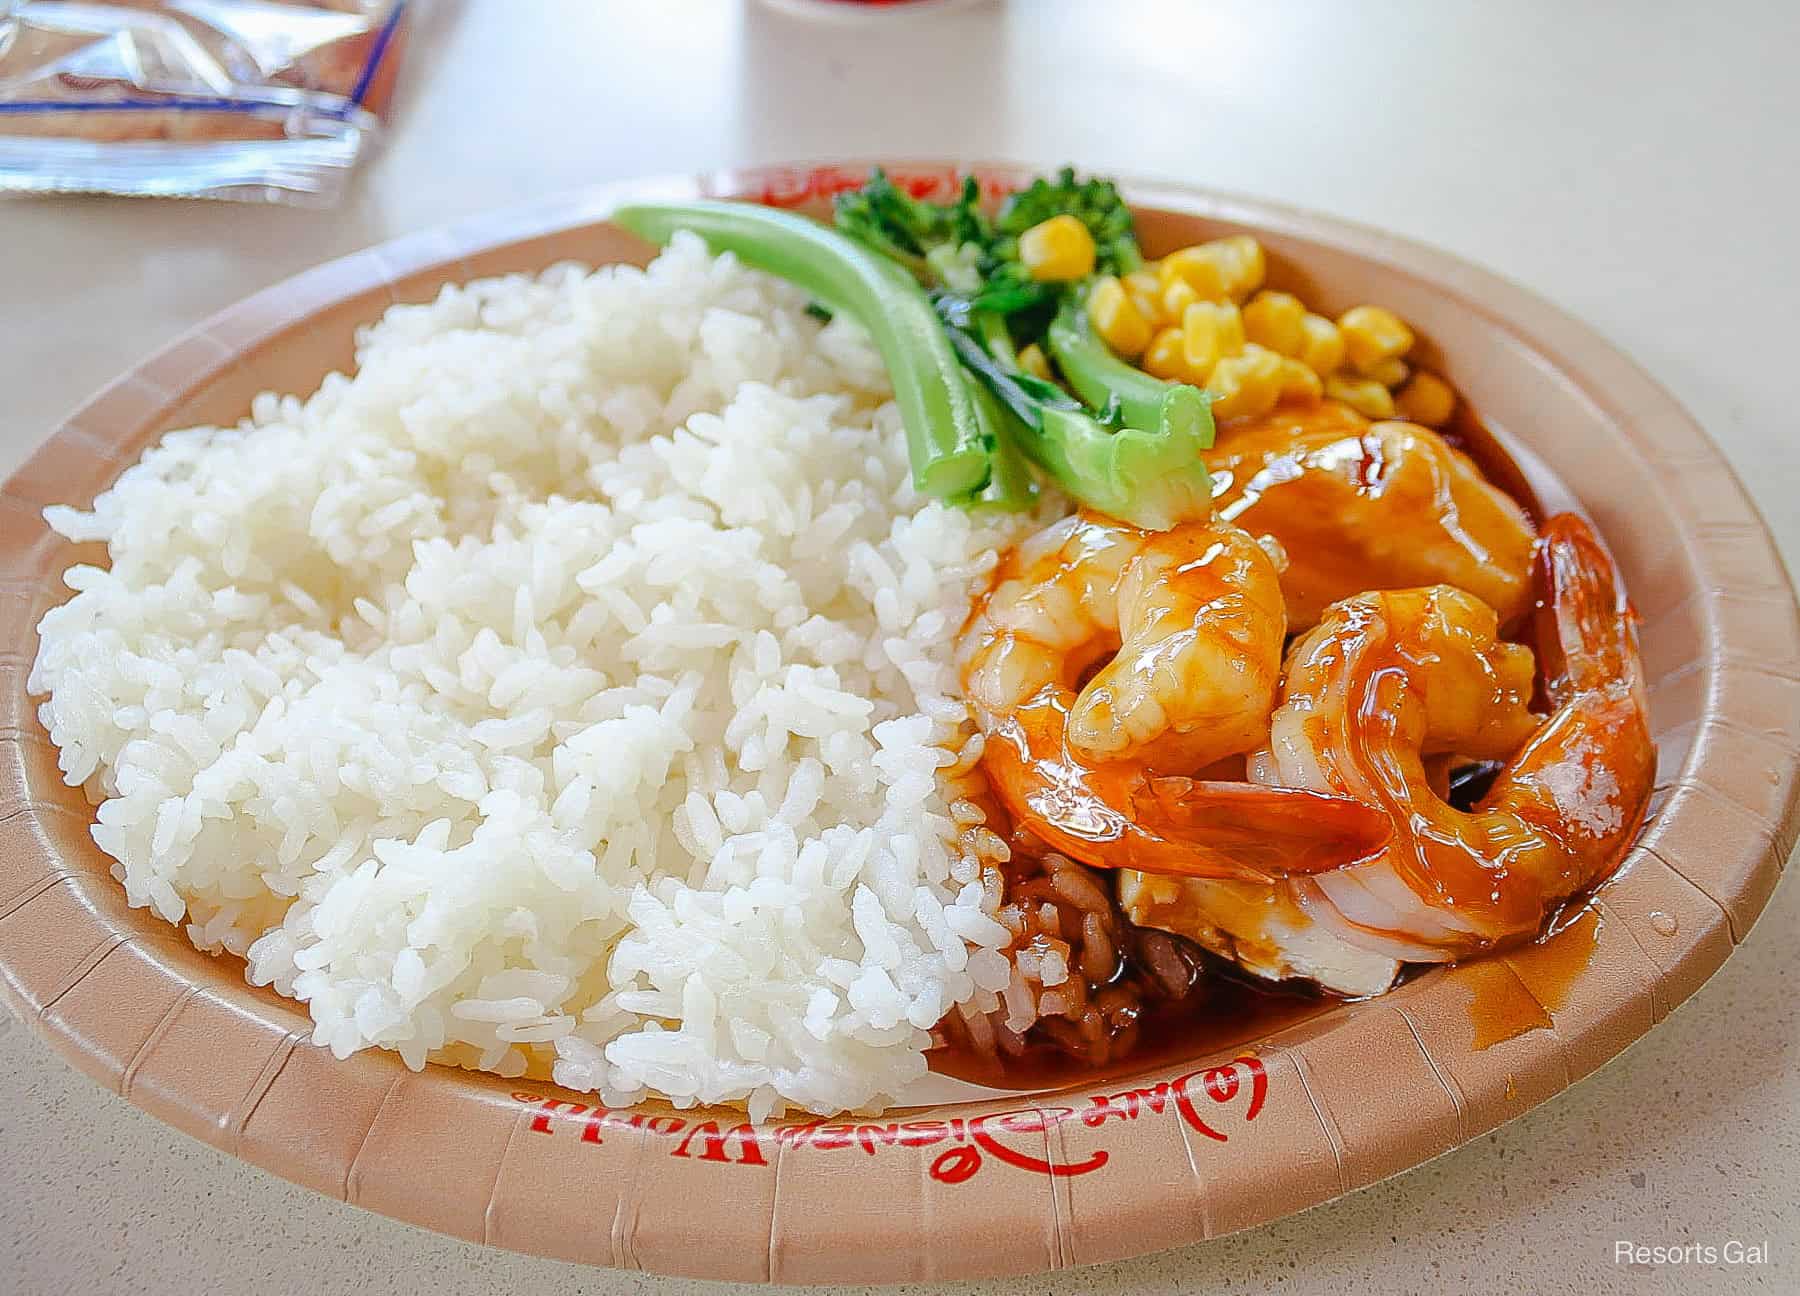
1534;513;1643;705
982;730;1390;884
1134;777;1394;880
1500;511;1654;897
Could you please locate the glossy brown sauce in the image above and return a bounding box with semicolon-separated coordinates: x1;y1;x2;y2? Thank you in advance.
1467;906;1598;1050
927;396;1615;1091
1441;400;1575;527
931;950;1329;1092
1529;907;1602;1015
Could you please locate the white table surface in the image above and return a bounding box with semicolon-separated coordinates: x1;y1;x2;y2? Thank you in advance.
3;2;1797;1293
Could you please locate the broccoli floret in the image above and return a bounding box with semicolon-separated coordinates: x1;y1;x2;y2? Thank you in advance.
992;166;1143;277
832;169;990;283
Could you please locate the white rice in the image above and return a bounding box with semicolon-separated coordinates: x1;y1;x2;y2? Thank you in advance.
29;234;1032;1119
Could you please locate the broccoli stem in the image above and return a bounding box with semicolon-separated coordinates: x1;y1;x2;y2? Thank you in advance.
958;375;1038;512
974;309;1017;367
1047;294;1214;440
944;301;1215;529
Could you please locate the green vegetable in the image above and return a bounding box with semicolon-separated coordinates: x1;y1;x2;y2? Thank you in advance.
994;167;1143;275
1046;292;1191;433
957;375;1038;513
834;168;1142;322
833;171;991;283
939;295;1213;529
612;199;992;501
1017;395;1212;530
972;168;1145;319
830;168;1217;528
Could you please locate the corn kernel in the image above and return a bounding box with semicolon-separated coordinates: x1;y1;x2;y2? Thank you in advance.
1211;235;1267;301
1209;344;1285;421
1086;276;1152;360
1143;326;1188;381
1242;291;1307;357
1124;270;1164;325
1159;246;1231;301
1161;277;1200;321
1338;305;1415;372
1276;356;1323;404
1365;357;1409;388
1018;342;1053;382
1181;301;1245;380
1297;313;1345;376
1018;214;1097;282
1396;370;1456;427
1160;236;1267;304
1326;374;1397;420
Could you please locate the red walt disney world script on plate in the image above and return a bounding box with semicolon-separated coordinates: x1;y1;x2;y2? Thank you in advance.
512;1054;1266;1184
725;163;1019;209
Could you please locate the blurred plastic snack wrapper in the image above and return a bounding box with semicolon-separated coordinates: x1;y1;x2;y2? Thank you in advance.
0;0;410;205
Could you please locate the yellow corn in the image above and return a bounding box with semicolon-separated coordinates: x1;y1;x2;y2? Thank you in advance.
1018;214;1097;282
1242;291;1306;357
1124;270;1164;326
1018;342;1053;382
1161;277;1200;322
1338;305;1415;373
1209;344;1285;421
1086;276;1152;360
1159;246;1230;302
1396;370;1456;427
1159;236;1267;304
1276;356;1324;404
1326;374;1397;420
1297;313;1346;376
1181;301;1245;381
1142;326;1188;381
1212;235;1267;301
1365;357;1409;388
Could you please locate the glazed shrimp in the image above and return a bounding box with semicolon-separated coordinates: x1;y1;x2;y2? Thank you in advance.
1122;514;1652;991
960;511;1391;884
1204;402;1538;629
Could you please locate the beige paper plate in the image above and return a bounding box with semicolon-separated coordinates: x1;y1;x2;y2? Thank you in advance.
1;162;1795;1284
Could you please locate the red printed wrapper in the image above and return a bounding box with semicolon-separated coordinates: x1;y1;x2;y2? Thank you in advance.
0;0;410;205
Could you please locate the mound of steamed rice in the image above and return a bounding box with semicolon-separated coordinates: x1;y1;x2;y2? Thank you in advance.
29;234;1034;1119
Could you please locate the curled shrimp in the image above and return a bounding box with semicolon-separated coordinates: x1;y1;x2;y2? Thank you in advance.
1204;402;1538;629
959;511;1391;884
1122;513;1652;992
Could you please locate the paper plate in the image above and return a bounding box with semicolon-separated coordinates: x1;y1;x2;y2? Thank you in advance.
1;162;1794;1283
